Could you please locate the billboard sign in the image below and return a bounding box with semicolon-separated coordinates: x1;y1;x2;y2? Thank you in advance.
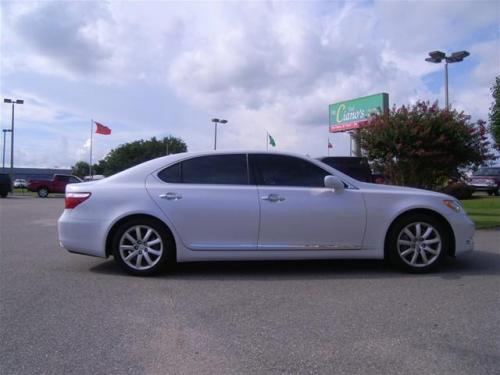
329;93;389;133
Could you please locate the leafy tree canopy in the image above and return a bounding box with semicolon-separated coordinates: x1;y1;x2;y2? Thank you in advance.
360;101;495;190
71;136;187;177
490;76;500;150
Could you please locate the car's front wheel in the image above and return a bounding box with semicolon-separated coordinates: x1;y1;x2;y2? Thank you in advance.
387;213;449;273
112;217;173;276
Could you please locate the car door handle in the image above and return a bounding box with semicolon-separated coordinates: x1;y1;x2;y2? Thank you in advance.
261;194;285;203
159;192;182;200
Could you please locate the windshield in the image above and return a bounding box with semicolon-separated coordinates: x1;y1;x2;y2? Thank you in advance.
473;168;500;176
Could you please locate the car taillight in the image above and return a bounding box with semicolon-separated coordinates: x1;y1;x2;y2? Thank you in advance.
65;192;91;209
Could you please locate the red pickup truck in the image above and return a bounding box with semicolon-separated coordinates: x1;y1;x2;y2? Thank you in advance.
27;174;82;197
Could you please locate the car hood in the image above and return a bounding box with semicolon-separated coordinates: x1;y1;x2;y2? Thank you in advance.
358;182;452;199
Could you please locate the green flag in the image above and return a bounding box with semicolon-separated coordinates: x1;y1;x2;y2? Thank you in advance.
268;133;276;147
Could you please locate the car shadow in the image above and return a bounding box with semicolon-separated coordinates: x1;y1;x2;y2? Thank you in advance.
89;250;500;280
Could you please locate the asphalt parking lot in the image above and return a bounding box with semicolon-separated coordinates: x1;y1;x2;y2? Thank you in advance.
1;196;499;375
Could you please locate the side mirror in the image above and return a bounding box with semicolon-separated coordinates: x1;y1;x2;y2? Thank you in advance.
324;175;345;193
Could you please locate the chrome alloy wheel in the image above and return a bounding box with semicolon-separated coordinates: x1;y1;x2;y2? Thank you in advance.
118;225;164;271
397;222;442;268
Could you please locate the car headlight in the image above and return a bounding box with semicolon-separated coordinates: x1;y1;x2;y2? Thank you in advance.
443;200;463;213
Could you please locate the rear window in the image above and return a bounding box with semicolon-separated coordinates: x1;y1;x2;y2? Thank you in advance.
474;168;500;176
158;154;248;185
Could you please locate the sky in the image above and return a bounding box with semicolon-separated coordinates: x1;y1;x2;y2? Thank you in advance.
1;0;499;168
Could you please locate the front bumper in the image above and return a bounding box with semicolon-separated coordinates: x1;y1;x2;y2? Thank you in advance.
448;213;475;255
58;210;108;258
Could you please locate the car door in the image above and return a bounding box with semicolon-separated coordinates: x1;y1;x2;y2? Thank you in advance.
146;154;260;250
250;154;366;250
53;175;69;193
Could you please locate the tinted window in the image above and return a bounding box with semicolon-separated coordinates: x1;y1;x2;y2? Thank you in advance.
69;177;81;183
56;175;69;182
474;168;500;176
158;155;248;185
252;154;329;187
158;162;181;183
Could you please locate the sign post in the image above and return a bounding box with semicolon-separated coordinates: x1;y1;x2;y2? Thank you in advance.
329;93;389;156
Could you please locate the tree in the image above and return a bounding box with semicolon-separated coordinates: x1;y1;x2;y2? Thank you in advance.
359;101;494;190
490;76;500;150
71;161;90;178
101;136;187;176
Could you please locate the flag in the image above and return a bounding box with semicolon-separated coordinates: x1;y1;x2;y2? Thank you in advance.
95;121;111;135
268;133;276;147
328;140;333;149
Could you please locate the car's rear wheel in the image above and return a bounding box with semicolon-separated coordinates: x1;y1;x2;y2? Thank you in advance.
112;217;173;276
37;188;49;198
0;192;7;198
387;213;449;273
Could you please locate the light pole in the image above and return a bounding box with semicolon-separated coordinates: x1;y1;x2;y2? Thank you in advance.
2;129;12;171
3;98;24;176
211;118;228;150
425;50;470;110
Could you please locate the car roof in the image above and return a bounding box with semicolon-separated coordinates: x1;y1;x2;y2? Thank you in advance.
104;150;359;186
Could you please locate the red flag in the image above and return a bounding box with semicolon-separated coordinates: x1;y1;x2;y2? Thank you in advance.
95;122;111;135
328;140;333;149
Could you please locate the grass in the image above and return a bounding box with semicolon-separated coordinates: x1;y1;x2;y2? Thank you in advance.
461;195;500;230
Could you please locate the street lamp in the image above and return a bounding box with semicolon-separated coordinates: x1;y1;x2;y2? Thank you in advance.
2;129;12;171
211;118;228;150
425;50;470;110
3;98;24;176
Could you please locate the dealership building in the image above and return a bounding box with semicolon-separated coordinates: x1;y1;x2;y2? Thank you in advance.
2;167;72;181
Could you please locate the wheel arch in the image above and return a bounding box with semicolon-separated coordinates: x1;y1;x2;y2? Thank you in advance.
384;208;456;258
105;213;177;261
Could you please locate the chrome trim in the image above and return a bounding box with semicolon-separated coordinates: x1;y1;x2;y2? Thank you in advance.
188;244;362;251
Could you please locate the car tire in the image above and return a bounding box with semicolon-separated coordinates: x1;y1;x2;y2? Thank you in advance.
0;192;7;198
387;213;449;273
112;217;174;276
494;188;499;196
37;188;49;198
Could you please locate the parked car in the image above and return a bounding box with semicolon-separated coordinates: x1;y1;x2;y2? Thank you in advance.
13;178;27;188
468;167;500;196
27;174;82;197
0;173;12;198
58;151;474;276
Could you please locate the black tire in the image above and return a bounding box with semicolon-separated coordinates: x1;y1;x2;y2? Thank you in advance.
0;192;7;198
387;213;449;273
487;191;494;196
494;188;499;196
37;187;49;198
112;217;174;276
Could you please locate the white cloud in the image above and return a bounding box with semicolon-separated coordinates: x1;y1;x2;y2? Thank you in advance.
1;0;498;167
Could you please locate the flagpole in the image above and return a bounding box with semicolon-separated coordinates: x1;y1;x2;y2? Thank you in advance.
89;119;93;178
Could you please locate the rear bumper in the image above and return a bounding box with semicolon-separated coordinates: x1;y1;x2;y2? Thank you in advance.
58;210;107;258
448;214;475;255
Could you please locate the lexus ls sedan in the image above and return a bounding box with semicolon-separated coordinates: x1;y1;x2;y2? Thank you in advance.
58;151;474;275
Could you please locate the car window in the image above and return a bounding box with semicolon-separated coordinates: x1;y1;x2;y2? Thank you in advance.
474;168;500;176
56;175;69;182
158;162;181;183
158;154;248;185
251;154;329;187
69;177;81;183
